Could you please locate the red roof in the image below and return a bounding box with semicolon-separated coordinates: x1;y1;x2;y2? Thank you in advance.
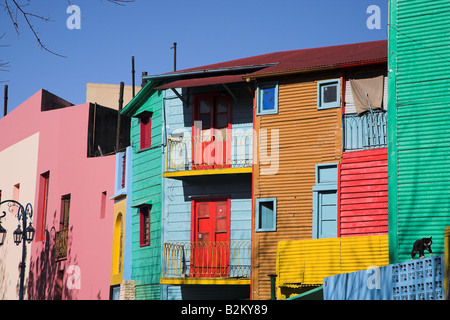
247;40;387;77
156;74;246;90
154;40;387;89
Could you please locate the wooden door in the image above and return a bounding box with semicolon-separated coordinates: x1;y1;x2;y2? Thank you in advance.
193;95;231;169
192;199;230;277
318;191;337;238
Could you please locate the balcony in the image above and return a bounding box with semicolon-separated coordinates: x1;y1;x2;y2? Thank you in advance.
161;241;251;285
343;111;387;151
54;229;69;261
164;132;253;178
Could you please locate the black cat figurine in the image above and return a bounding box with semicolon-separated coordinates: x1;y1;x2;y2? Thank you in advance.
410;237;433;260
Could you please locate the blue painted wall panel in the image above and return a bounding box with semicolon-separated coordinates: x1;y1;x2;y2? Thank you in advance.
323;255;444;300
161;86;253;300
122;147;133;280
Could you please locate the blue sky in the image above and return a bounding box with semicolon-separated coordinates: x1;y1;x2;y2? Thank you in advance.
0;0;388;113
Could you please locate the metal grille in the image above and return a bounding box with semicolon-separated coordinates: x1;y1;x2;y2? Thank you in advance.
55;229;69;260
162;241;251;278
343;111;387;151
166;132;252;171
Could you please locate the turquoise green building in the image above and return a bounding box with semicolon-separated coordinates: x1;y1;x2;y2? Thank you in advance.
121;81;164;299
388;0;450;263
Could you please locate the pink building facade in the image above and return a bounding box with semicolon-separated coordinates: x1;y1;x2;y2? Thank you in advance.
0;89;126;299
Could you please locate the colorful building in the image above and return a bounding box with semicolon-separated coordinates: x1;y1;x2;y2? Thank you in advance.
110;146;134;299
120;81;164;299
0;86;129;299
0;38;397;300
0;91;43;300
126;41;389;300
157;79;253;300
28;89;129;300
388;0;450;263
133;55;275;299
241;40;388;299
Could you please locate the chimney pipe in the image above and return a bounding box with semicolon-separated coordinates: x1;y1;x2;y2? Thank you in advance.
132;56;135;98
3;85;8;117
172;42;177;71
116;82;124;152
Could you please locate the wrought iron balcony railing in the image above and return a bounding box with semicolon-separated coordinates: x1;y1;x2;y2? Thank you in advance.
54;229;69;261
343;111;387;151
162;241;251;278
166;132;253;172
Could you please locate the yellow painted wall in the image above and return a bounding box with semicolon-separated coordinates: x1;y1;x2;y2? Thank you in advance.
445;226;450;299
276;235;389;299
111;197;126;286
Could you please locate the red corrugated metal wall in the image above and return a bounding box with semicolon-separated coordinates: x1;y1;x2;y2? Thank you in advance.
339;148;388;237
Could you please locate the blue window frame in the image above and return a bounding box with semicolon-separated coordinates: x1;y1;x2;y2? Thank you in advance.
317;79;341;110
257;82;278;115
312;163;338;239
255;198;277;232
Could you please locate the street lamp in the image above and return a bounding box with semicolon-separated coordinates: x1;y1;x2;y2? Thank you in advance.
0;200;35;300
0;216;6;246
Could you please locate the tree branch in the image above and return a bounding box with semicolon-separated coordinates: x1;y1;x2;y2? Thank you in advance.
1;0;135;58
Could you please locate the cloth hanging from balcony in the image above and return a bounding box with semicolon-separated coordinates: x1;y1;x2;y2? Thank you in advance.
349;74;384;115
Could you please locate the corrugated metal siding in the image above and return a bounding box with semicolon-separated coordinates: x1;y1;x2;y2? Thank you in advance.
252;73;343;300
389;0;450;262
276;235;389;299
339;148;388;237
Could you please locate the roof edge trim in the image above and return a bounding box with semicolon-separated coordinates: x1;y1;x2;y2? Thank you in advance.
143;63;279;81
243;58;388;80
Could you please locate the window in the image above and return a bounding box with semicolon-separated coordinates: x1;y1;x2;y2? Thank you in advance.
37;172;50;241
192;198;230;243
255;198;277;232
139;206;151;246
257;82;278;115
100;191;107;219
312;164;338;239
121;153;127;189
60;194;71;231
140;114;152;150
54;194;70;261
13;183;20;199
317;79;341;109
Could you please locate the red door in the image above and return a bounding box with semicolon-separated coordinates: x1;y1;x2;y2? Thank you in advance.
192;199;230;277
193;95;232;169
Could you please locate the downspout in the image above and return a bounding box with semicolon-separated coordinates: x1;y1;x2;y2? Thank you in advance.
160;90;167;300
250;84;256;300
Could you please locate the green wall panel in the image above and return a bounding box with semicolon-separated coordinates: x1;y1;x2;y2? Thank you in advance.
389;0;450;263
128;87;163;300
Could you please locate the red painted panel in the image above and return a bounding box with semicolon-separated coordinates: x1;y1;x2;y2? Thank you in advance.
338;148;388;237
